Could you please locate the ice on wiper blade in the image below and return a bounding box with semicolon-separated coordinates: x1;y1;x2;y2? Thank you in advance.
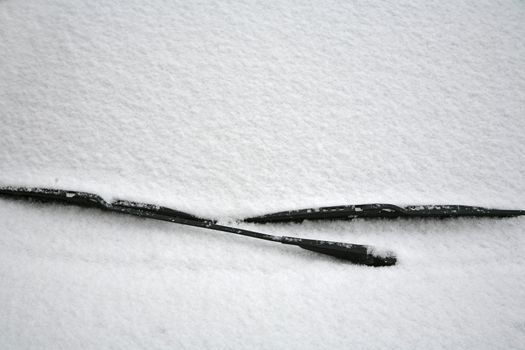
0;186;395;266
244;204;525;223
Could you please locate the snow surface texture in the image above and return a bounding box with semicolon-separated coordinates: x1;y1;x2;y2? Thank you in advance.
0;0;524;349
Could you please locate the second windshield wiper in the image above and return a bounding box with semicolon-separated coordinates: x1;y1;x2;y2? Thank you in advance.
244;203;525;223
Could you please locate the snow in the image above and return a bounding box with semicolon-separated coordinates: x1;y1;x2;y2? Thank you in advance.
1;0;524;349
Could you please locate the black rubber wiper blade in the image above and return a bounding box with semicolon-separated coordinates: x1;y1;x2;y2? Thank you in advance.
112;199;210;222
0;186;110;209
0;186;395;266
244;204;525;223
403;205;525;218
0;186;206;221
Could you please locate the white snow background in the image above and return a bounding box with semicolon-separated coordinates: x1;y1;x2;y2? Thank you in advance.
1;1;524;349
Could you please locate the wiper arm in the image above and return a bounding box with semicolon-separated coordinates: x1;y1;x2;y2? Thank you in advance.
0;186;396;267
244;204;525;223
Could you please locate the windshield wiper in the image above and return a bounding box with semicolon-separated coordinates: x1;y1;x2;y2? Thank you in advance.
0;186;396;267
244;203;525;223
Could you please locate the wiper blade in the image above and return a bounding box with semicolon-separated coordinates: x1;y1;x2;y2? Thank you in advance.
111;199;209;222
0;186;110;209
0;186;207;221
0;186;395;267
244;204;525;223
